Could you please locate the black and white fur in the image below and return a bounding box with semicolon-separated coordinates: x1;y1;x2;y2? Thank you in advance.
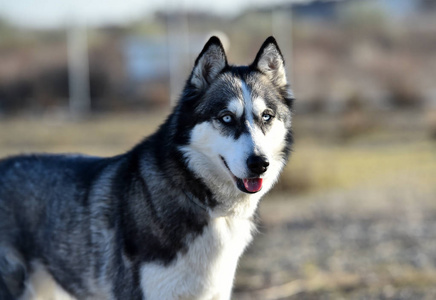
0;36;294;300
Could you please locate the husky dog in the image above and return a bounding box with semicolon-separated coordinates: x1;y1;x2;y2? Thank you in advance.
0;36;293;300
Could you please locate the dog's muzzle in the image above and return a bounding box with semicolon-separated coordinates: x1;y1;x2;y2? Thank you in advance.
220;156;265;194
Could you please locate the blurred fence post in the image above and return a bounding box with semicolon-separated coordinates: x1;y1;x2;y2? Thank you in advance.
68;21;91;116
272;7;293;82
166;2;190;106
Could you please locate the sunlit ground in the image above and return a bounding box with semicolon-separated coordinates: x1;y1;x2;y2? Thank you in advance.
1;108;436;299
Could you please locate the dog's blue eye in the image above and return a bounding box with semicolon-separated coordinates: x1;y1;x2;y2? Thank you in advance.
221;115;233;124
262;113;272;122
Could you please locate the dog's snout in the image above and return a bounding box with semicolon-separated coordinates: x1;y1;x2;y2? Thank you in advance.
246;155;269;175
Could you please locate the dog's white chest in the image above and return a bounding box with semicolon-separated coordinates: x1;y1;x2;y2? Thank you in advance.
139;217;253;300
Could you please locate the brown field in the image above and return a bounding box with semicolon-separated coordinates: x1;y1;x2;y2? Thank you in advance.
1;109;436;299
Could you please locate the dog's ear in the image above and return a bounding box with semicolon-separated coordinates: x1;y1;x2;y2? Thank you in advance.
251;36;287;88
189;36;228;91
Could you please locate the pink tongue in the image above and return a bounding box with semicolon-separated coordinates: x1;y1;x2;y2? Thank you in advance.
243;178;263;193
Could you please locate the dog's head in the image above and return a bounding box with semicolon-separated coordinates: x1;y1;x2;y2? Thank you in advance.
178;36;293;213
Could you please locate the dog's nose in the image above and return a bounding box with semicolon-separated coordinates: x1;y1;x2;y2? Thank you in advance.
246;155;269;175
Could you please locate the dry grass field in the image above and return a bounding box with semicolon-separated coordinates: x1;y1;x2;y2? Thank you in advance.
1;109;436;299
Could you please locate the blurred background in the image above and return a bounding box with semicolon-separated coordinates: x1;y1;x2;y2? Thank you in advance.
1;0;436;298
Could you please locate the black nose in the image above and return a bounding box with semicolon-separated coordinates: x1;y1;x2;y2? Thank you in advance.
246;155;269;175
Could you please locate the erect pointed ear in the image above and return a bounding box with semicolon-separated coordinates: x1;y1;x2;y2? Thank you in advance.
251;36;287;88
189;36;228;91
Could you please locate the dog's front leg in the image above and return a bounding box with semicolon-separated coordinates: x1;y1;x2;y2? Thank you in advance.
211;285;234;300
212;291;232;300
212;270;237;300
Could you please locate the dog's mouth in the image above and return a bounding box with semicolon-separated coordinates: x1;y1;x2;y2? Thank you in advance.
220;156;263;194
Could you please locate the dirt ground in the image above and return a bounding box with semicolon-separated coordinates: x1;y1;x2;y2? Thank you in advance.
234;183;436;299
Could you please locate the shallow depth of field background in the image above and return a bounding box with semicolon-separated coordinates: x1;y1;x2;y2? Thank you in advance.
1;0;436;299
